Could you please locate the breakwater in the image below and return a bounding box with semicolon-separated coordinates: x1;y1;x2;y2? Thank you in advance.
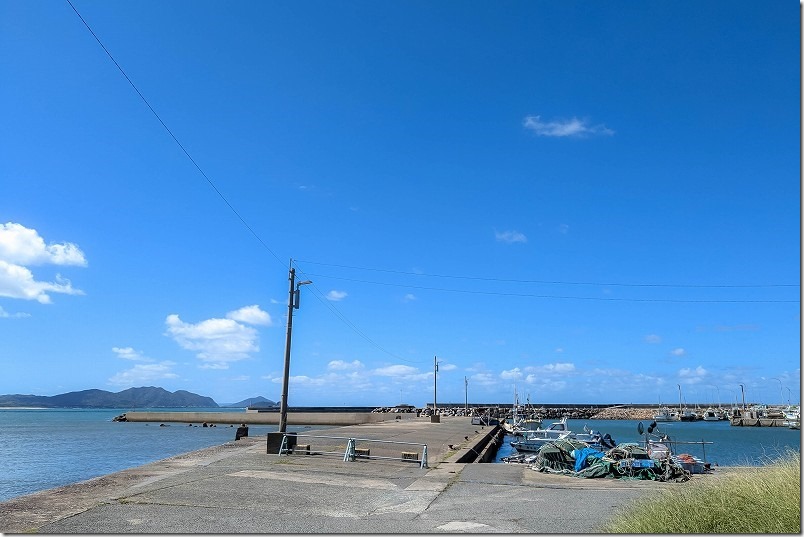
119;411;400;426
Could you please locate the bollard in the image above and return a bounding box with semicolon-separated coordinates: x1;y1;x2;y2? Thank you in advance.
235;424;249;440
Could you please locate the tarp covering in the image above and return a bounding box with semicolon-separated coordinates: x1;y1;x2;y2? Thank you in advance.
572;447;604;472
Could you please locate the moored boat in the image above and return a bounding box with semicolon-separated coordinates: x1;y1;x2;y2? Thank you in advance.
653;406;675;422
701;407;720;421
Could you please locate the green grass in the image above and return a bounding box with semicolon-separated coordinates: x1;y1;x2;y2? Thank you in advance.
604;450;801;534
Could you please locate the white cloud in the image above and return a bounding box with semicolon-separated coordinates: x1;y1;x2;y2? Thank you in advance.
471;372;497;386
0;261;84;303
226;305;272;326
523;115;614;138
108;362;178;387
373;364;421;377
0;223;87;266
671;348;686;356
165;312;261;369
679;366;707;383
500;367;524;380
527;363;576;374
328;359;364;371
112;347;152;362
403;293;417;302
645;334;662;344
0;305;30;318
0;223;86;304
326;290;348;301
439;363;457;372
494;230;528;244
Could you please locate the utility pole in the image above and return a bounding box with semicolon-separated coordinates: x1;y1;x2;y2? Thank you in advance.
278;260;312;433
431;356;440;423
433;356;438;413
464;376;468;413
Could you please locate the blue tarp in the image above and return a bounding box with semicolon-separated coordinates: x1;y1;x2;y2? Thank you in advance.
573;447;604;472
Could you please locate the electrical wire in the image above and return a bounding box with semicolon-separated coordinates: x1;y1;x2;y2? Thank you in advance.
65;0;285;270
296;259;799;289
297;271;799;304
292;262;423;364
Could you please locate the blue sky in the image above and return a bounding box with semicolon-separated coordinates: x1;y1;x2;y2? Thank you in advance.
1;1;799;408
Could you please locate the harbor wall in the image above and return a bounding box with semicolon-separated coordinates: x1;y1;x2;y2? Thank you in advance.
121;411;399;426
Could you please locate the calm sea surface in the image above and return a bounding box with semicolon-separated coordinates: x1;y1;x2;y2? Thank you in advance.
0;408;323;503
494;418;801;465
1;410;800;503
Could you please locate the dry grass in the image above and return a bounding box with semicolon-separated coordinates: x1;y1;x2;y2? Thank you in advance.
604;449;801;534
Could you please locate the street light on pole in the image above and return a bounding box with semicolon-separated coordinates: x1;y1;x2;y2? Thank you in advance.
771;378;783;407
278;261;312;434
739;383;746;412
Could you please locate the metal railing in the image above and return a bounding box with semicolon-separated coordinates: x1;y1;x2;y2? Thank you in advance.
278;433;428;469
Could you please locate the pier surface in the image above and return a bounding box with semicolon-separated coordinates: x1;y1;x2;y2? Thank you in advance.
1;416;709;534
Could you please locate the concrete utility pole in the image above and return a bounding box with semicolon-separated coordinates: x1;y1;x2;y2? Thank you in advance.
278;261;312;433
433;356;438;412
431;356;440;423
464;376;468;413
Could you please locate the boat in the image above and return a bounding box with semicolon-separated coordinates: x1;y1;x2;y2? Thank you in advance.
653;406;675;422
508;418;543;436
679;408;698;421
510;417;574;452
701;407;720;421
510;417;616;452
783;406;800;429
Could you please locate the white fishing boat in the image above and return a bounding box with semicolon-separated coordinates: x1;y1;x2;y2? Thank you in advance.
653;406;675;422
509;418;616;452
701;407;720;421
510;417;573;452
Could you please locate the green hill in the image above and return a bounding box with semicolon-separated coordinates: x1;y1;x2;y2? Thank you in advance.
0;387;218;408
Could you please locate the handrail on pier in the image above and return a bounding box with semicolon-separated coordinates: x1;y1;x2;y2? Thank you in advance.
278;433;428;469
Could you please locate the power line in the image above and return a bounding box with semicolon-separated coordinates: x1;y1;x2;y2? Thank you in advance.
65;0;285;269
296;259;798;289
292;262;423;364
299;271;799;304
66;3;419;364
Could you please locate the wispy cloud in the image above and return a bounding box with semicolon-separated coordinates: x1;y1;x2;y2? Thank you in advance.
494;229;528;244
108;362;178;386
109;346;177;386
523;115;614;138
328;359;364;371
679;366;707;384
645;334;662;344
670;348;686;357
0;305;30;318
326;290;348;301
112;346;152;362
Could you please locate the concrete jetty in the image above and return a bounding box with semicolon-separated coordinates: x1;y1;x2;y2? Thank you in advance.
0;416;697;534
121;411;400;426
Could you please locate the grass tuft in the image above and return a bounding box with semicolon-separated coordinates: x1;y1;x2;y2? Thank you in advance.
603;449;801;534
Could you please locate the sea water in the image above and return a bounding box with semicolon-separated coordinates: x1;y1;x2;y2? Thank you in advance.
494;418;801;464
2;410;800;503
0;408;321;503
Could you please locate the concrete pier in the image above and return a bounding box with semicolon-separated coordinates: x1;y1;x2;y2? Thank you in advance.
122;411;399;426
0;416;686;534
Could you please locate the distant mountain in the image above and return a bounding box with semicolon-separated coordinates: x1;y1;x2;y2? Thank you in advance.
0;387;218;408
221;396;277;408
